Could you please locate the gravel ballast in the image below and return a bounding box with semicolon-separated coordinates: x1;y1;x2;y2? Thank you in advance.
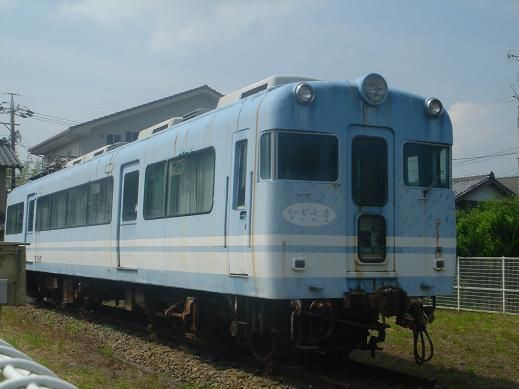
16;305;290;388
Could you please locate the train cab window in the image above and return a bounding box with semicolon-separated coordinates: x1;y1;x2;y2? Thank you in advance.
6;202;24;235
234;140;248;208
122;171;139;221
352;136;387;206
27;199;35;232
404;143;450;188
277;133;338;181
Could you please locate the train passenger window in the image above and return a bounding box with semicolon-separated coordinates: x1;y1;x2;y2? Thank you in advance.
87;177;113;225
278;133;338;181
66;185;88;227
50;191;67;229
235;140;248;208
36;196;50;231
404;143;450;188
6;202;24;235
352;136;387;206
122;171;139;221
144;161;166;218
167;148;215;216
260;133;272;180
144;148;215;219
27;200;35;232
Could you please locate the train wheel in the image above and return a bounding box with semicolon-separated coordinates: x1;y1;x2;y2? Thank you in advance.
248;330;278;362
247;300;278;362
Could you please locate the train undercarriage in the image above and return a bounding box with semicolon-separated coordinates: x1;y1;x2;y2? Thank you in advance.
27;271;435;364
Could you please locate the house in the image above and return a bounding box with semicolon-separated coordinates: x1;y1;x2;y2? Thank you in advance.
29;85;222;163
453;172;516;208
496;175;519;196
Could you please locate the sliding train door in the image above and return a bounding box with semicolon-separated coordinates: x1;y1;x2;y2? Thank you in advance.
227;129;253;276
117;161;140;268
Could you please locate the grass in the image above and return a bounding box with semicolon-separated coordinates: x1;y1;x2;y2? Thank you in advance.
0;306;174;388
351;309;519;388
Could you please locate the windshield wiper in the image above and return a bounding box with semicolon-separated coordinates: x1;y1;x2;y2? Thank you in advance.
423;170;443;197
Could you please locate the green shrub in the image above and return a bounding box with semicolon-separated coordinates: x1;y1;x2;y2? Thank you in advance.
457;198;519;257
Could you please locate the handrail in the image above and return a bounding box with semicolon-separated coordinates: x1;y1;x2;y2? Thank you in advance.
0;338;77;389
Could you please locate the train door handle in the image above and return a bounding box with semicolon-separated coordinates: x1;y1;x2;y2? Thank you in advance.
239;210;247;220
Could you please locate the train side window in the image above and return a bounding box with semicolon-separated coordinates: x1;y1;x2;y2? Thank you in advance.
27;199;35;232
66;184;88;227
122;171;139;221
50;191;68;229
352;136;387;206
6;202;24;235
234;140;248;208
144;161;167;219
87;177;113;225
36;196;50;231
260;133;272;180
166;148;215;217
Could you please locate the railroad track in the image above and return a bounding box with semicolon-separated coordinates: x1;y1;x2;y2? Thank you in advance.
36;301;437;388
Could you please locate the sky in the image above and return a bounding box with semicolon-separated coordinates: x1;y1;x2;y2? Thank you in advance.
0;0;518;177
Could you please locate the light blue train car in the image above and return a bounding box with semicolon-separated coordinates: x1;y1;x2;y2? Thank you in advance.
5;74;454;362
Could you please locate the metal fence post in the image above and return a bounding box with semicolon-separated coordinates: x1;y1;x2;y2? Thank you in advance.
502;256;506;313
456;256;460;311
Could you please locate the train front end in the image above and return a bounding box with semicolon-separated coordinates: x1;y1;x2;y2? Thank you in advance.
252;74;455;362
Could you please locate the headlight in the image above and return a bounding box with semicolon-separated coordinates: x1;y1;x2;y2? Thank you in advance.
425;97;443;117
295;82;315;104
359;73;388;105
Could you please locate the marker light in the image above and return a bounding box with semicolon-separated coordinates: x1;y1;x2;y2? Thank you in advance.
295;83;315;104
359;73;388;105
425;98;443;117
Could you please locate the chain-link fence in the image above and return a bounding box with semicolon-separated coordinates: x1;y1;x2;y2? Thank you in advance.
437;257;519;314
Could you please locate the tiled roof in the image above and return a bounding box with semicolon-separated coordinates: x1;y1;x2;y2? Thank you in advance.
0;141;22;168
453;172;515;198
497;176;519;196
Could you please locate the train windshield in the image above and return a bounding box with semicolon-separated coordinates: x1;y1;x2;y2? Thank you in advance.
404;143;450;188
260;132;338;181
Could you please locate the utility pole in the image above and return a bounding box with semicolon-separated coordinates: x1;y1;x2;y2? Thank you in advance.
508;51;519;195
0;93;33;190
7;93;18;190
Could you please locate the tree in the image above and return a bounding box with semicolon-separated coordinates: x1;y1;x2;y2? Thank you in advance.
457;198;519;257
6;157;44;187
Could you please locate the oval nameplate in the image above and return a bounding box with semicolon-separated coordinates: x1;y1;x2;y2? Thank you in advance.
282;203;336;227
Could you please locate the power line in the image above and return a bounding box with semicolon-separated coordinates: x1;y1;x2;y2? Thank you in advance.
453;149;518;161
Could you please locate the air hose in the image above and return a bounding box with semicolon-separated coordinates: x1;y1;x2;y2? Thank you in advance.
413;326;434;364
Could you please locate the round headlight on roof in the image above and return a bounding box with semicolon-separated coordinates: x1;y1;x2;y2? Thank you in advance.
295;82;315;104
359;73;388;105
425;97;443;117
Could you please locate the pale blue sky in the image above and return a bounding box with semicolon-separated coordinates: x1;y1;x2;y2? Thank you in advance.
1;0;518;177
